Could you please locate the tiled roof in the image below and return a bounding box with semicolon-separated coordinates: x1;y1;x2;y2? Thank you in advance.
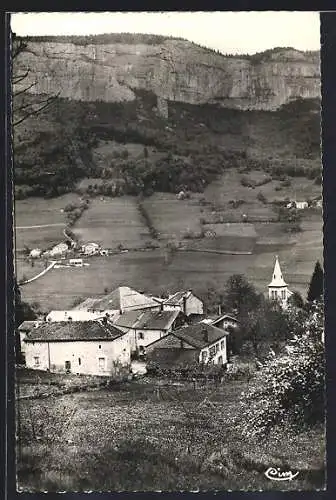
18;320;40;331
88;286;159;312
24;320;124;342
163;290;192;306
172;323;228;349
113;309;180;331
71;296;101;311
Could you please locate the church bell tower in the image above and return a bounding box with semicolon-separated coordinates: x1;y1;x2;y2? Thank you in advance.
268;255;290;308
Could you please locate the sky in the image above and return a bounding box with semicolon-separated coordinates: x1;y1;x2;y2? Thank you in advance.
10;11;320;55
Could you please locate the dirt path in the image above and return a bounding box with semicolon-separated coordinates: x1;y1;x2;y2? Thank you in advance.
19;261;57;285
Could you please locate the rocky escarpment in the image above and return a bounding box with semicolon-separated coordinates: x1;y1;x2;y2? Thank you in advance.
14;35;320;110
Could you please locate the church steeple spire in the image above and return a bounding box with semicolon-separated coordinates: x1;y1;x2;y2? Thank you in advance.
268;255;287;287
268;256;291;307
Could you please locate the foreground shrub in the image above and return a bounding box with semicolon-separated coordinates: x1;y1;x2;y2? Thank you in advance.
237;302;325;439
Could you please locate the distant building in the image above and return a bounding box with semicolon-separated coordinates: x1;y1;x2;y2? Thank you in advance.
146;323;229;367
29;248;42;259
49;242;69;257
24;319;130;376
162;290;204;316
287;201;308;210
268;255;293;308
69;258;83;267
81;242;100;255
113;309;185;355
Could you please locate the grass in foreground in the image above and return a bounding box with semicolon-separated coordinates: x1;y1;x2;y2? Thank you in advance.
16;377;325;492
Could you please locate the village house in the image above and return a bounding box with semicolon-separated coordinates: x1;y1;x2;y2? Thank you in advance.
162;290;204;316
286;200;308;210
201;313;239;331
29;248;42;259
81;242;100;255
113;309;185;355
268;255;293;308
48;242;69;257
24;319;130;376
145;323;229;367
18;320;42;358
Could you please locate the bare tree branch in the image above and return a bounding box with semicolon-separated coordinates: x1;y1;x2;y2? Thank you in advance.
13;92;61;127
12;69;30;84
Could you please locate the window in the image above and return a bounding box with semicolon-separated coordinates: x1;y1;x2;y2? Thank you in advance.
34;356;40;367
201;351;207;362
220;340;225;350
281;290;286;300
138;332;144;340
216;343;220;353
78;358;81;366
209;346;216;357
98;357;106;371
99;345;101;349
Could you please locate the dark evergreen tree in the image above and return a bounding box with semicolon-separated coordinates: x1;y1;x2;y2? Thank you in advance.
307;261;324;303
288;290;305;309
14;276;36;363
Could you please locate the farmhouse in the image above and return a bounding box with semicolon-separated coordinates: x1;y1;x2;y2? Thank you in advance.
24;319;130;376
146;323;229;367
113;309;185;355
202;313;239;331
29;248;42;259
268;255;293;308
18;320;42;357
286;200;308;210
69;258;83;267
82;242;100;255
87;286;161;315
49;242;69;257
162;290;204;316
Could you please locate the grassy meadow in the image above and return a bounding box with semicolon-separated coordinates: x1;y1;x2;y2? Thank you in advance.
16;372;325;492
15;194;81;252
72;196;152;249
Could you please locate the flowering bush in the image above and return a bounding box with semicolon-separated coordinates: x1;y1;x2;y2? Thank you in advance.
237;301;325;439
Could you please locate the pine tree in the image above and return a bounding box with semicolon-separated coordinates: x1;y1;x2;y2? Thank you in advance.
307;261;324;303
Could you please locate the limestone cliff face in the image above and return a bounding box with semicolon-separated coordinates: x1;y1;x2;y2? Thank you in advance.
14;37;320;111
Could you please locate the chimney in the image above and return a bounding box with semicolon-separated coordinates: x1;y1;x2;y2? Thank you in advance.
202;328;209;343
102;316;107;325
183;296;187;315
218;304;222;316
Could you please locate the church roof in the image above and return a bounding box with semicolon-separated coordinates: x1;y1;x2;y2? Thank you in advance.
268;256;287;287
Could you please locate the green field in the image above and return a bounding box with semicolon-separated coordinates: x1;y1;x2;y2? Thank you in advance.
142;192;203;240
15;194;81;252
15;168;323;312
17;373;325;492
73;196;152;249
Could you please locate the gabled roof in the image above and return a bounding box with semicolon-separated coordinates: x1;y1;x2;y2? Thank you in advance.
169;323;228;349
268;255;287;287
113;309;181;331
211;313;239;325
18;320;40;331
88;286;159;312
163;290;201;306
24;320;125;342
71;296;101;311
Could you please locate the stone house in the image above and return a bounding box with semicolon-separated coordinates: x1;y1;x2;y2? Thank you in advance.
162;290;204;316
146;323;229;367
113;309;185;355
24;319;130;376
